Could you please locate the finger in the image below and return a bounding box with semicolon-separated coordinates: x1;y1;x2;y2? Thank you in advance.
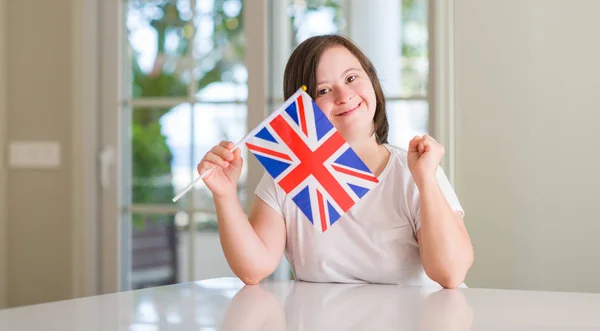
197;160;217;175
421;134;431;143
230;148;243;166
418;139;426;154
421;135;442;154
219;140;235;151
408;136;421;151
211;144;234;161
205;152;230;168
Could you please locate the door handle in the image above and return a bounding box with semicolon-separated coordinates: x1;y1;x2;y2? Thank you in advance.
99;146;115;190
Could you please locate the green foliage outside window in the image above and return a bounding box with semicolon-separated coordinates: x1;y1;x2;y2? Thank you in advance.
129;0;244;230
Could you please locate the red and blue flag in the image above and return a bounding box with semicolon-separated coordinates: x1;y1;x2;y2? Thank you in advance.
245;90;379;233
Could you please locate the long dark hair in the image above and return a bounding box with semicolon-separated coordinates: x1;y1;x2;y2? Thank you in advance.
283;35;389;144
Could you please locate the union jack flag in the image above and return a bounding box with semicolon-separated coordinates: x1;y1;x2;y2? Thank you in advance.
245;89;379;233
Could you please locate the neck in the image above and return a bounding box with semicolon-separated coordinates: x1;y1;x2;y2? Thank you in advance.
349;136;390;177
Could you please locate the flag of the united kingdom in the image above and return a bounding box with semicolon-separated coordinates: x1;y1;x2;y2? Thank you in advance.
245;90;379;233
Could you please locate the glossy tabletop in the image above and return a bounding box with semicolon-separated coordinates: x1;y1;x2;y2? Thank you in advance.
2;277;600;330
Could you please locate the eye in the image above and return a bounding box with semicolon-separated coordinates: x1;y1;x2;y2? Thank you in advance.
317;87;330;96
346;74;357;83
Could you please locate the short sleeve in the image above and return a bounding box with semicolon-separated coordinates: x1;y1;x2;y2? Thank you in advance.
254;172;286;217
409;166;464;231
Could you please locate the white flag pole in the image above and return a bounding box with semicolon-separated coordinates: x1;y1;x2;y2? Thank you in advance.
172;85;307;202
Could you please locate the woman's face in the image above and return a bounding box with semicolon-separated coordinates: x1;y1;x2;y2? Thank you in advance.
314;46;377;144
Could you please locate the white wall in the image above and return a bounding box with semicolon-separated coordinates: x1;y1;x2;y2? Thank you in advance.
454;0;600;292
4;0;75;307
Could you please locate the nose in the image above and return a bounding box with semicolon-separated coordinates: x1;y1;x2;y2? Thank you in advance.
334;85;354;104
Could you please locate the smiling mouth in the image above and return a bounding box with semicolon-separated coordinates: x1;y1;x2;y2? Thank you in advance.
336;102;361;116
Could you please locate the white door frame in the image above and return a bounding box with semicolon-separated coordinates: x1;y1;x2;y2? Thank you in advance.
99;0;124;294
244;1;269;199
96;0;272;291
0;0;8;309
429;0;456;184
71;0;101;298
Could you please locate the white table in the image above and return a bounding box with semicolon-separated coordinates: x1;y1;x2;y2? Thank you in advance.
2;277;600;330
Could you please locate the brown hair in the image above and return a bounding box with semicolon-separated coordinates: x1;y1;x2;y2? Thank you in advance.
283;34;389;144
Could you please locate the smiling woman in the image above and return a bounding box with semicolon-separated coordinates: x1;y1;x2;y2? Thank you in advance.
194;32;471;288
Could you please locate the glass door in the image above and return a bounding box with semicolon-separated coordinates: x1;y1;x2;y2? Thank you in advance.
122;0;248;290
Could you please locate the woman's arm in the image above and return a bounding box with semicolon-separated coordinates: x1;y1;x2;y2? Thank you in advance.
215;195;287;285
415;179;473;288
407;135;474;288
197;140;287;285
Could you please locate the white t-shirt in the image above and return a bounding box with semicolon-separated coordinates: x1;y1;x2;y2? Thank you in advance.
255;144;464;287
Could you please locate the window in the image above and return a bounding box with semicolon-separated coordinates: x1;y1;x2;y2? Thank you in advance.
269;0;430;148
124;0;246;289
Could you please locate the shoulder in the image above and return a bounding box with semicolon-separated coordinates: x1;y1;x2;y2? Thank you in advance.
383;143;449;184
383;144;410;170
376;144;416;192
255;173;286;212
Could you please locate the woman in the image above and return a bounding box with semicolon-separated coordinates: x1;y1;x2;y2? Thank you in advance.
197;35;474;288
